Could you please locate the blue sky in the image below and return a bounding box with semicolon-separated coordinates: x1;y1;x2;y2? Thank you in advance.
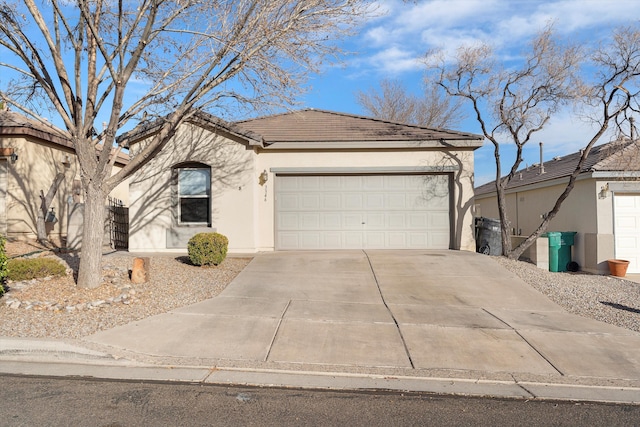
2;1;638;186
298;0;640;185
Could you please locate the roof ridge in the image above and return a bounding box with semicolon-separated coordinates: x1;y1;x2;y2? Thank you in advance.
235;109;308;123
237;108;482;139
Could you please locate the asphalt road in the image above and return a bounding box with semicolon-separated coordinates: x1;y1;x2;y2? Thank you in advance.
1;375;639;426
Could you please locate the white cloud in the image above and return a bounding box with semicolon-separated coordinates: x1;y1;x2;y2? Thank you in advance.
358;0;640;76
366;46;423;74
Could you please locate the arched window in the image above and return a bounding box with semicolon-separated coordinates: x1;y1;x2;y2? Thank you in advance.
173;163;211;226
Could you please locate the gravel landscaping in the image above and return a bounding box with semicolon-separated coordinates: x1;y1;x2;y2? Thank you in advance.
493;256;640;332
0;241;639;339
0;242;251;339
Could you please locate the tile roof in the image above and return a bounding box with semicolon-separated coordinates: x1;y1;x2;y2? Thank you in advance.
119;111;264;147
235;109;483;146
475;139;640;196
0;110;72;148
0;110;129;165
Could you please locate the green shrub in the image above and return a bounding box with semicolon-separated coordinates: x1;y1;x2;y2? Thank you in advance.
188;232;229;266
0;236;7;296
7;257;67;281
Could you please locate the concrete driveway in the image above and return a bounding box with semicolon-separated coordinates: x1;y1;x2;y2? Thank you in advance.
87;250;640;381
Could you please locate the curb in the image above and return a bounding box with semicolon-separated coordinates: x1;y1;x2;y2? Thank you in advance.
1;356;639;405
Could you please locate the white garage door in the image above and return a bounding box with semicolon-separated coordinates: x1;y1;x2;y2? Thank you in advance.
614;193;640;273
275;174;451;250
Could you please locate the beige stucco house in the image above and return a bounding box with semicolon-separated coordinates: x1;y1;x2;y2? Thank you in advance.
0;110;129;245
475;139;640;274
125;109;484;254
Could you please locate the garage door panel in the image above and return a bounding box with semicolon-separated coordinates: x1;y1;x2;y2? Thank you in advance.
301;195;321;210
614;194;640;273
617;217;638;230
408;233;425;246
616;236;639;251
322;176;342;190
342;176;363;190
365;194;385;209
323;194;342;209
276;175;451;250
323;232;342;247
344;232;364;248
279;194;299;210
364;175;385;190
300;233;321;248
430;211;451;227
278;233;299;249
278;213;299;230
344;194;364;209
365;232;385;247
299;176;320;190
300;213;320;229
366;213;385;228
388;194;407;209
407;213;428;228
388;213;409;228
322;213;342;228
344;213;365;228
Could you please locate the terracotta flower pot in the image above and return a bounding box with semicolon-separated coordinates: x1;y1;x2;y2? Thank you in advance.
608;259;630;277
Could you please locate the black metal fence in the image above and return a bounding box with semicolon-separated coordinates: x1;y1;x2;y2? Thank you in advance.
108;197;129;250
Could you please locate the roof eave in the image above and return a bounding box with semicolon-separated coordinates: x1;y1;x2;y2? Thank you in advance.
121;114;264;148
262;138;484;150
475;172;594;198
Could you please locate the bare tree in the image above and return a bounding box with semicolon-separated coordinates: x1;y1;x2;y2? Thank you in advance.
355;78;466;128
430;25;640;260
0;0;371;288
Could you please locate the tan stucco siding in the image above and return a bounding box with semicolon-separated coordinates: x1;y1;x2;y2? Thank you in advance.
0;135;129;243
3;135;79;242
128;124;256;252
129;123;478;253
475;179;604;272
109;176;130;206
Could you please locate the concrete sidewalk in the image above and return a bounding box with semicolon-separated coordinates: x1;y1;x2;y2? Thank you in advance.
2;250;640;404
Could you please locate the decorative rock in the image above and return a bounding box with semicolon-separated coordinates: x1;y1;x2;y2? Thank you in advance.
9;301;21;309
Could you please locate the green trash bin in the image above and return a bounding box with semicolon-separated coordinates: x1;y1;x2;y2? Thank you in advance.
543;231;577;272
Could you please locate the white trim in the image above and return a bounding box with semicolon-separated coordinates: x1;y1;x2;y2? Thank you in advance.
591;171;640;179
607;182;640;193
270;166;459;174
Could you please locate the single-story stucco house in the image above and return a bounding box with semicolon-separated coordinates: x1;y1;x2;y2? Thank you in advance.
0;109;129;245
124;109;484;254
475;139;640;274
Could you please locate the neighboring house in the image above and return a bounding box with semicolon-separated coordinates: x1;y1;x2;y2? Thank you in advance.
0;109;130;245
475;139;640;274
124;109;484;254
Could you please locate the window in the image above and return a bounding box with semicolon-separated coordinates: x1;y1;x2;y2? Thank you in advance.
177;166;211;225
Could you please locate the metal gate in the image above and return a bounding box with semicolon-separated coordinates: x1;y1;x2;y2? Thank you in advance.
108;197;129;250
